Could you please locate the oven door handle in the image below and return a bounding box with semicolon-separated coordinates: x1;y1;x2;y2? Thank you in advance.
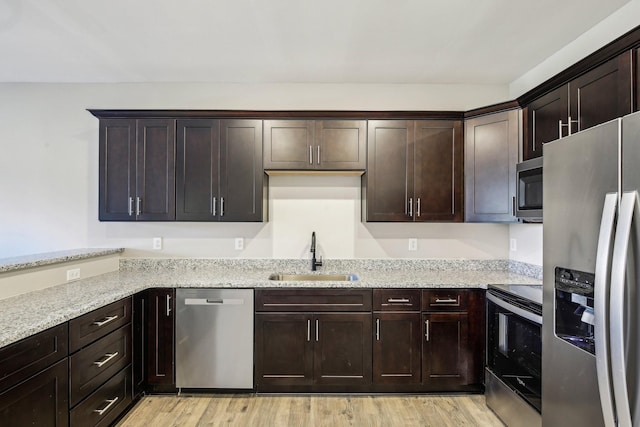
486;293;542;325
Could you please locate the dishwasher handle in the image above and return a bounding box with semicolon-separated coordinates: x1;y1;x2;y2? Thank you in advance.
184;298;246;306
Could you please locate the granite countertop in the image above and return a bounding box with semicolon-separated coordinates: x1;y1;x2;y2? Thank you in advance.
0;262;541;347
0;248;124;273
0;255;541;348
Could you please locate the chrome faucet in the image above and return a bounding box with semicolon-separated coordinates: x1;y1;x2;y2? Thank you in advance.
310;231;323;271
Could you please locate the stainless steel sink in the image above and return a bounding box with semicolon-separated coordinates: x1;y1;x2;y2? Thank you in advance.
268;273;358;281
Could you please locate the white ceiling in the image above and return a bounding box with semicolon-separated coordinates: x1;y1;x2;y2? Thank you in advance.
0;0;631;84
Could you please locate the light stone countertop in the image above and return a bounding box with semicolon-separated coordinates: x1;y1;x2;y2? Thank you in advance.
0;259;541;348
0;248;124;273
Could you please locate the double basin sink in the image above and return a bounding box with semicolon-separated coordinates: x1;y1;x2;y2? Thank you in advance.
268;273;358;282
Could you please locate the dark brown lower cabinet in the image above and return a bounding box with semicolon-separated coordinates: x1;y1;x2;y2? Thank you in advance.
372;313;422;385
255;312;372;391
422;312;469;388
133;290;148;398
0;358;69;427
314;313;372;386
254;313;314;387
147;288;176;391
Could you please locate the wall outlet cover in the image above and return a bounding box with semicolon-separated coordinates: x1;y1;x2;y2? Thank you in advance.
235;237;244;250
408;238;418;251
66;268;80;281
510;238;517;251
153;237;162;250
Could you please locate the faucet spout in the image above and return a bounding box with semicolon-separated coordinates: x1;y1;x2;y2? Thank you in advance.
310;231;323;271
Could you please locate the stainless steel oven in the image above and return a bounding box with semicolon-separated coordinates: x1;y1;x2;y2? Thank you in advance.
486;285;542;427
516;157;543;221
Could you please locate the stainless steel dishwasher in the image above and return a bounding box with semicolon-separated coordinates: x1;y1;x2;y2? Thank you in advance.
175;288;254;390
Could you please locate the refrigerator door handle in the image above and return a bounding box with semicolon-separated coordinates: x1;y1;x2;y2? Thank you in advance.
609;191;640;427
594;192;619;427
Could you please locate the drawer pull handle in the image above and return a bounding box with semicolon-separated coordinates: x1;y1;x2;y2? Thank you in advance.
93;352;119;368
387;298;410;303
425;320;430;341
376;318;380;341
94;397;119;415
434;298;458;304
93;315;118;327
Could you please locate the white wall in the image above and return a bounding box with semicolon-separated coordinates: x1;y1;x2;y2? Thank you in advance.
0;82;511;259
509;223;543;266
510;0;640;97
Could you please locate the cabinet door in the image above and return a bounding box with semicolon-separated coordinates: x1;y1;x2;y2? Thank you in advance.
422;312;469;389
315;120;366;170
147;289;175;387
99;119;136;221
569;51;633;133
465;110;518;222
0;358;68;427
176;119;219;221
220;120;265;221
414;120;463;222
263;120;315;169
254;313;314;389
365;120;414;221
133;291;147;398
314;313;372;386
135;119;176;221
373;313;421;385
524;86;568;160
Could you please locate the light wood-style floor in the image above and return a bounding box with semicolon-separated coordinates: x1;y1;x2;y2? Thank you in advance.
116;394;504;427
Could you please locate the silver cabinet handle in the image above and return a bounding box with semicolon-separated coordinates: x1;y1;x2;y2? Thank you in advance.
309;145;313;164
136;197;142;215
408;198;413;217
93;352;119;368
166;294;172;317
93;315;118;327
317;145;320;165
220;197;225;217
558;119;563;139
425;320;430;341
128;197;134;216
315;319;319;342
434;298;458;304
94;397;119;416
387;298;410;303
532;110;536;152
212;196;217;216
559;116;579;139
417;198;421;217
307;319;311;342
376;318;380;341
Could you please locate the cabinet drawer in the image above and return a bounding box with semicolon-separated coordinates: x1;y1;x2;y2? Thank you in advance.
256;289;372;312
422;289;468;311
0;323;68;393
70;325;132;407
70;365;132;427
70;297;132;352
373;289;420;311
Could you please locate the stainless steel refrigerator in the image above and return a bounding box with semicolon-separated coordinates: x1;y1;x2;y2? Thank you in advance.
543;110;640;426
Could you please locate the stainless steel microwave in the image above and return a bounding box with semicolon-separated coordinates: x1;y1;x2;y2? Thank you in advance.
516;157;543;222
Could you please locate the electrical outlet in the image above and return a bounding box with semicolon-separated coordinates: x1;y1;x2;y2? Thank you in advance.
153;237;162;250
510;238;517;252
408;238;418;251
235;237;244;250
66;268;80;281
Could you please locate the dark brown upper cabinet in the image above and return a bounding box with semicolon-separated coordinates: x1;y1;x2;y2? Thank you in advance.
523;51;633;160
364;120;463;222
99;118;176;221
176;119;264;222
465;110;519;223
263;120;366;170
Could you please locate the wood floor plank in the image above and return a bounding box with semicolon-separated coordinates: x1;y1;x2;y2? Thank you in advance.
117;394;505;427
